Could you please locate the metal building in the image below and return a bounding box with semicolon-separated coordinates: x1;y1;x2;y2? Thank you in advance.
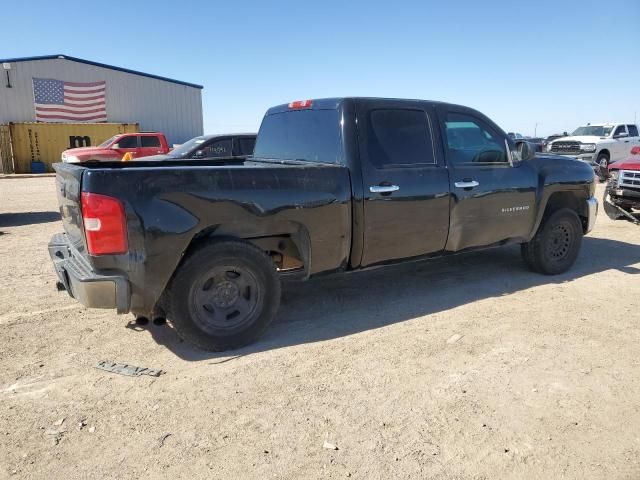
0;54;204;146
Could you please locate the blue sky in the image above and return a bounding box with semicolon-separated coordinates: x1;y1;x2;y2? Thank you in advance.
2;0;639;137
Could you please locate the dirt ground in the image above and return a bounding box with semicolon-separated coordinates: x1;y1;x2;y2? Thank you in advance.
0;176;639;480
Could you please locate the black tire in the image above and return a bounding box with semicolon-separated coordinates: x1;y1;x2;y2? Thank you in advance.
168;240;281;351
521;209;583;275
596;152;610;182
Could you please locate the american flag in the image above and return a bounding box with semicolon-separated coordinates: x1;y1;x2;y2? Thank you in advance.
32;78;107;122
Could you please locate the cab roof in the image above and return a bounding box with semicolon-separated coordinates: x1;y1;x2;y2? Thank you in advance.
265;97;464;115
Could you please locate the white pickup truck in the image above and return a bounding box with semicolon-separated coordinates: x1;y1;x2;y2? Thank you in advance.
547;123;640;178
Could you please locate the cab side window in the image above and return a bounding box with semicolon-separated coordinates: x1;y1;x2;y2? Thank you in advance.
626;125;639;137
234;137;256;156
613;125;627;137
197;139;231;158
445;113;508;165
141;136;161;148
365;109;436;168
117;136;138;149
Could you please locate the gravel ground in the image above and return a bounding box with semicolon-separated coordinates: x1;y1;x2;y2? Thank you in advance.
0;176;639;480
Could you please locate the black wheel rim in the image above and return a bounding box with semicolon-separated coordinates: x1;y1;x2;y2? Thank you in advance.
190;265;262;333
545;222;572;260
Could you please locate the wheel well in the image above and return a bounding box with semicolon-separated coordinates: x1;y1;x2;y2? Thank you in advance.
182;229;307;273
544;192;588;232
597;149;610;159
155;232;307;317
246;235;305;271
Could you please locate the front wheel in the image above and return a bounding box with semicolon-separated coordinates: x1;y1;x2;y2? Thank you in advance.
521;209;583;275
596;153;610;182
169;240;281;351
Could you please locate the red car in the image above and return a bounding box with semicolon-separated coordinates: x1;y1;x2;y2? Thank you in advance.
61;132;170;163
604;146;640;223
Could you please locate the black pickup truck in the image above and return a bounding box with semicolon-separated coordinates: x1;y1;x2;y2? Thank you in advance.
49;97;598;351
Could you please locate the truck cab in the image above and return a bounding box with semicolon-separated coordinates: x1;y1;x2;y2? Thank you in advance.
547;123;640;178
61;132;170;162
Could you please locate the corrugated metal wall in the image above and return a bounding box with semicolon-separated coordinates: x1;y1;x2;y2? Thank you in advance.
6;122;139;173
0;125;13;173
0;58;203;145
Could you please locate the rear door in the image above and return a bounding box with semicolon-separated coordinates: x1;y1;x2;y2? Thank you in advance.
356;99;450;266
627;125;640;152
139;135;164;157
436;106;537;251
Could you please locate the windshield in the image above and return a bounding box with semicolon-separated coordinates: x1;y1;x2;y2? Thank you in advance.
98;135;118;147
167;136;208;157
572;126;613;137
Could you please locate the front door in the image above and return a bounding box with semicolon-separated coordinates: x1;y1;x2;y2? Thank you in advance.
357;100;451;267
436;107;538;251
612;125;630;162
113;135;139;159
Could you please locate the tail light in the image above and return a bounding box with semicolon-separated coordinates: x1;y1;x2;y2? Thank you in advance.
631;146;640;155
81;192;128;255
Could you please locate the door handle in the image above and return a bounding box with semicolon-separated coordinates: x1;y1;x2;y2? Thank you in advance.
369;185;400;193
454;180;479;188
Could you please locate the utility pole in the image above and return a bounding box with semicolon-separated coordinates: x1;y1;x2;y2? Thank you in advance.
534;123;539;137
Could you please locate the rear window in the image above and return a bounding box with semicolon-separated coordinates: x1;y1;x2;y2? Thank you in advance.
253;109;342;163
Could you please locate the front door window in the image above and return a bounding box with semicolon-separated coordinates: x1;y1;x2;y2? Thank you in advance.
445;114;509;165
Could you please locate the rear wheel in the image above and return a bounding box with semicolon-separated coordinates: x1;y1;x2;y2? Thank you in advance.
169;240;281;351
521;209;583;275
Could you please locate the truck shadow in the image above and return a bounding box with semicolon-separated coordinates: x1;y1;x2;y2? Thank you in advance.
138;236;640;361
0;211;60;227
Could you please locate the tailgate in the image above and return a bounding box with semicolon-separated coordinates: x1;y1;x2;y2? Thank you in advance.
53;163;86;250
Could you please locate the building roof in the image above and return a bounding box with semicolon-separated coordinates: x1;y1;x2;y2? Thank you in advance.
0;54;203;89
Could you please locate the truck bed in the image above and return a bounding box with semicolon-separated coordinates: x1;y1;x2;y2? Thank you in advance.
53;160;353;314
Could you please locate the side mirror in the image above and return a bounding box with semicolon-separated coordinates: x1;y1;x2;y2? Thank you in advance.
111;143;120;149
515;140;536;161
193;150;205;158
614;132;629;139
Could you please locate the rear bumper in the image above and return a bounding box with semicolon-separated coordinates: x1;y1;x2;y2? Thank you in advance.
48;233;130;313
586;196;598;234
